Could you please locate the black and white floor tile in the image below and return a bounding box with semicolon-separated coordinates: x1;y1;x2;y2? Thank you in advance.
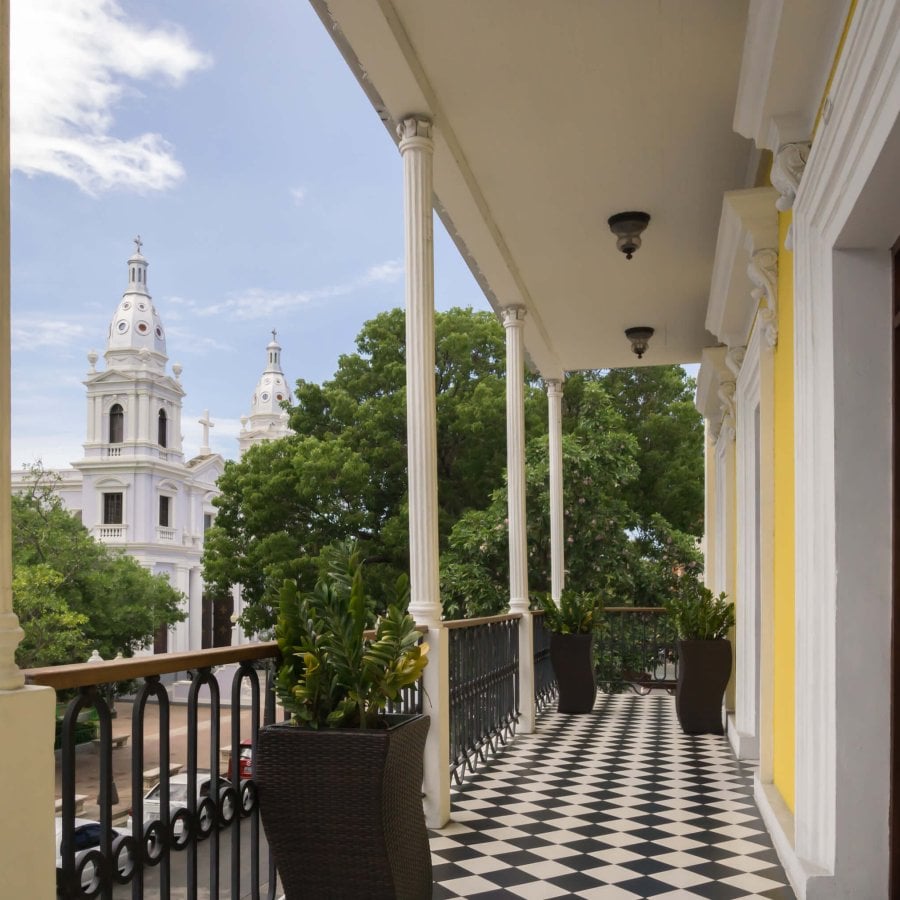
431;693;794;899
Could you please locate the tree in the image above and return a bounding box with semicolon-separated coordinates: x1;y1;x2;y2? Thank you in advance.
440;377;704;616
592;367;704;536
205;307;705;631
204;307;545;633
12;471;185;665
440;381;640;617
12;565;89;669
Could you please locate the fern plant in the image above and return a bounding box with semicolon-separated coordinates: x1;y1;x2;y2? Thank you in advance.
275;544;428;729
665;581;734;640
539;590;603;635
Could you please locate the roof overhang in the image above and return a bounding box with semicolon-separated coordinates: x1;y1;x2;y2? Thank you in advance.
312;0;755;375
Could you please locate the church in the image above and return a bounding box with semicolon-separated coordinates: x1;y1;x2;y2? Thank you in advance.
11;240;292;653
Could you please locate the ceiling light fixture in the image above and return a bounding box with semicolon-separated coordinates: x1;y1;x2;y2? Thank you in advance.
625;327;654;359
608;211;651;260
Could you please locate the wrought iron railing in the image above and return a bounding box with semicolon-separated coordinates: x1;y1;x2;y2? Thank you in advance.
446;614;520;786
596;606;678;693
27;643;281;899
532;610;558;710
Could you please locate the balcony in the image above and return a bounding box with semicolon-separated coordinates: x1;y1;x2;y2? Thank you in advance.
94;525;127;542
30;610;793;898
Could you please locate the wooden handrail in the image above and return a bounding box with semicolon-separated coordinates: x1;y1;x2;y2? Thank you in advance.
443;613;522;630
24;642;280;690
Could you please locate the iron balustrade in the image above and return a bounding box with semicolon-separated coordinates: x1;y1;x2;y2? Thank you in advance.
532;609;558;710
28;643;280;900
596;606;679;693
446;614;520;787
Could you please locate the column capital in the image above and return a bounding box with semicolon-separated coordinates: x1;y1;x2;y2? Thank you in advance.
397;115;433;149
545;377;564;398
500;305;527;328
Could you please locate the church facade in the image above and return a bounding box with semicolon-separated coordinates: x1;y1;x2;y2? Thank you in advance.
12;241;290;654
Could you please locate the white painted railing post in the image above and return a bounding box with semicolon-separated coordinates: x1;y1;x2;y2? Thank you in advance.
502;306;535;733
398;114;451;827
546;377;565;603
0;2;57;891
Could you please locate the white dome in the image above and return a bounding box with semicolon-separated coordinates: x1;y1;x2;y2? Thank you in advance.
105;241;167;364
251;332;289;415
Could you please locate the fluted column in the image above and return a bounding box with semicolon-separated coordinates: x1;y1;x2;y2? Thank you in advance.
398;114;450;827
0;2;56;893
503;306;535;732
546;378;565;602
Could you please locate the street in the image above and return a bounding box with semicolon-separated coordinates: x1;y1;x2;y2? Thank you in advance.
111;817;278;899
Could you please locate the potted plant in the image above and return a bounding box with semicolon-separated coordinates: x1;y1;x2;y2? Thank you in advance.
540;591;603;713
665;581;734;735
255;545;431;899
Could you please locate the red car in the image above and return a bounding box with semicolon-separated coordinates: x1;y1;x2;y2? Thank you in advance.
226;740;253;781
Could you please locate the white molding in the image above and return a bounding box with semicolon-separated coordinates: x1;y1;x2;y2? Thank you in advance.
734;323;763;761
733;0;848;150
771;142;811;212
790;1;900;892
707;188;779;347
733;0;783;144
695;346;729;432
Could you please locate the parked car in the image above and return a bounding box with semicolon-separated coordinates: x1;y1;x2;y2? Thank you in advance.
55;817;133;893
127;771;237;840
226;739;253;781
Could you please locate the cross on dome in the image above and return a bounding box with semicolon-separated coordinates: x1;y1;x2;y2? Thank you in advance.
134;235;143;254
271;328;277;341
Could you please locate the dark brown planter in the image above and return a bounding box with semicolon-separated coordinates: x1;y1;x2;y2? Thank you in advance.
675;639;732;735
550;632;597;713
256;714;432;899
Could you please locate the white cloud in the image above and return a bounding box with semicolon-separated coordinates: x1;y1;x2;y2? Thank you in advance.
10;0;211;194
12;313;96;350
173;259;405;321
290;186;307;205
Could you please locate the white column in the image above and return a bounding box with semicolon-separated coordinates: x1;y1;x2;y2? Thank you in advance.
546;377;565;602
0;1;57;892
189;567;203;650
137;391;149;443
173;565;192;652
398;114;450;828
502;306;535;733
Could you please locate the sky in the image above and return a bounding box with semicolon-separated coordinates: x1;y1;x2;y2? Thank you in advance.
10;0;491;468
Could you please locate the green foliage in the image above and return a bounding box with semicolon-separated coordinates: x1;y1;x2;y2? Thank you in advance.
275;543;428;729
206;307;545;633
204;307;704;630
589;367;704;536
12;467;185;664
13;565;90;668
539;590;603;635
665;582;734;640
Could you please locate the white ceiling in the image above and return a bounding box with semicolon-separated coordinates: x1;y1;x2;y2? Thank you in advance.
314;0;754;374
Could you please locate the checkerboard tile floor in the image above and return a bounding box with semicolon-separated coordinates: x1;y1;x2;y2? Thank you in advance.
431;693;794;899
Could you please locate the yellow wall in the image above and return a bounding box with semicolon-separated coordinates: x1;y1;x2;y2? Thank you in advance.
771;210;795;811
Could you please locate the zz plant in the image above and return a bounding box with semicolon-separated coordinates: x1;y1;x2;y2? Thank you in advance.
665;580;734;640
540;590;603;635
275;545;428;729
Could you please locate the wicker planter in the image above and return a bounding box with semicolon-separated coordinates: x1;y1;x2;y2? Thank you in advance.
675;639;731;735
550;633;597;713
256;714;432;899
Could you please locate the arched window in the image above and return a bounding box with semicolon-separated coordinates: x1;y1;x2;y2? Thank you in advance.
109;404;124;443
158;409;168;447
